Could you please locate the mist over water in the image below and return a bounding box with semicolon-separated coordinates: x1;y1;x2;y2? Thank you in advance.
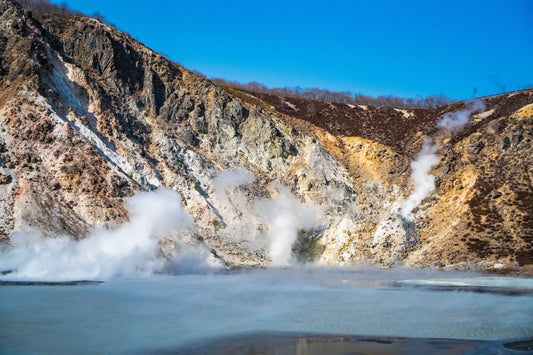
1;160;532;353
1;268;532;354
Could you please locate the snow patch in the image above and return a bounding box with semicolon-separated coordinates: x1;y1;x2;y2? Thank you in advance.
283;100;297;110
394;108;414;119
473;108;494;121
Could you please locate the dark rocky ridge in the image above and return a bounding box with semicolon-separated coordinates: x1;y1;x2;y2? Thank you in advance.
229;89;439;155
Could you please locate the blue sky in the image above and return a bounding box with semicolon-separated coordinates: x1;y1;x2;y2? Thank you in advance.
56;0;532;100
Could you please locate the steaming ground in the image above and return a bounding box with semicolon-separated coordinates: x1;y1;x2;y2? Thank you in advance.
400;137;439;219
213;167;255;202
0;175;323;280
0;100;492;280
255;184;321;266
0;189;201;281
2;111;532;354
401;100;486;219
437;99;486;132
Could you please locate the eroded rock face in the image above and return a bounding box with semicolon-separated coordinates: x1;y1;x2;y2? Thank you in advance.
410;101;533;270
0;0;531;272
297;94;533;271
0;0;359;268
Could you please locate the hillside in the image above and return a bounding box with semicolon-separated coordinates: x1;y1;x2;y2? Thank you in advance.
227;85;533;271
0;0;532;274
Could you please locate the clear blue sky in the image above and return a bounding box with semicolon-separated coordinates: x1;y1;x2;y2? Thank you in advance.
55;0;532;100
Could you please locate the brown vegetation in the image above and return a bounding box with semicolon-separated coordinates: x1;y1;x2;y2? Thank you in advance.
211;78;455;109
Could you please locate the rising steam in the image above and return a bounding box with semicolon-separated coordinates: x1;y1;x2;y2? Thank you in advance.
401;99;486;220
437;99;486;133
255;185;321;266
213;167;255;201
400;137;439;219
0;97;487;280
0;189;193;281
214;169;321;266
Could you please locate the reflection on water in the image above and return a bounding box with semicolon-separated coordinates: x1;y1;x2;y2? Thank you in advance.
1;267;532;354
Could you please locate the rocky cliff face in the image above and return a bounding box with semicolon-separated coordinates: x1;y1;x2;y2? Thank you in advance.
242;89;533;271
0;0;531;273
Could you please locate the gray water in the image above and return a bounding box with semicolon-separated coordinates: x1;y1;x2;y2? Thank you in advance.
1;267;532;354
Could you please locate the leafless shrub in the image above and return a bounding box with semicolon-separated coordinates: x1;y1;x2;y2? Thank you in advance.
210;78;455;109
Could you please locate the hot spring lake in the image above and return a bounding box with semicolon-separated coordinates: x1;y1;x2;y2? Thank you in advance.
1;267;532;354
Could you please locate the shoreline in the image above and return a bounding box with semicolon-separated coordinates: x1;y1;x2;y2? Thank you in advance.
0;280;104;286
147;332;533;354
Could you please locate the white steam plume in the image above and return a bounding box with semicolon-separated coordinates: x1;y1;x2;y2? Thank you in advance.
400;137;439;220
256;185;321;266
0;189;193;281
437;99;486;133
213;167;255;201
400;100;486;220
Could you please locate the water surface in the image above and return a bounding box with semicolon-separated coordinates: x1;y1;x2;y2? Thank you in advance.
1;268;532;354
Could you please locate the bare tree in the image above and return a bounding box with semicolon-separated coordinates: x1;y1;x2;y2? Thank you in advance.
93;10;105;22
208;78;453;109
16;0;84;17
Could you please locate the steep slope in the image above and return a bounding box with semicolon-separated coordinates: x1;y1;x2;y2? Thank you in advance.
415;94;533;270
239;89;533;271
0;0;359;267
0;0;531;273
